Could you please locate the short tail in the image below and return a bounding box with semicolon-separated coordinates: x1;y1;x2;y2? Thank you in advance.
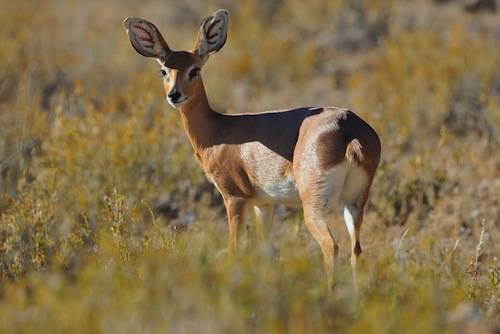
345;139;363;164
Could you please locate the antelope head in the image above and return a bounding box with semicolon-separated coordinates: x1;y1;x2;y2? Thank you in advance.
123;9;229;108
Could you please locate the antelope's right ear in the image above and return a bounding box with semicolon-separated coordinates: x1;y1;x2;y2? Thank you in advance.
193;9;229;64
123;17;171;63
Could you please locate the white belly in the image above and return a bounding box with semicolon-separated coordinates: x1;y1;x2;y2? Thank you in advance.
238;141;301;204
255;173;300;204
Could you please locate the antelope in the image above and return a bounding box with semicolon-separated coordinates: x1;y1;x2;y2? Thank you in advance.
124;9;381;289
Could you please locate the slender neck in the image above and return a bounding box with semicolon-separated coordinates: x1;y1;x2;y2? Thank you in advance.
178;78;218;153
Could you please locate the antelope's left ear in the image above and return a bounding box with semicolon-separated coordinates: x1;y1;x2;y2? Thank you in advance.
193;9;229;65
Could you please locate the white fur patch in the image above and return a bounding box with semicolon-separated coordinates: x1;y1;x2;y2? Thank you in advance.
343;206;355;237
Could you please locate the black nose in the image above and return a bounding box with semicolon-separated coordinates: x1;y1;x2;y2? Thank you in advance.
168;89;181;101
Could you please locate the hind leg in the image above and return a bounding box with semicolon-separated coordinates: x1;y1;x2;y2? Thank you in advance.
302;201;339;291
296;163;349;290
299;177;347;290
343;201;364;286
341;165;371;288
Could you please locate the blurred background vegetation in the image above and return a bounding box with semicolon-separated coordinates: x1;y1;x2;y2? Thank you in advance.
0;0;499;332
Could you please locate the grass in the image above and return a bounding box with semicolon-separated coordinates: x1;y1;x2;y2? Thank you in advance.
0;0;499;332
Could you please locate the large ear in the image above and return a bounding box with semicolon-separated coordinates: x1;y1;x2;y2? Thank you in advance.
123;17;171;63
193;9;229;64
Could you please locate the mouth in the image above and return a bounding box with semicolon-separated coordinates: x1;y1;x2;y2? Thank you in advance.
168;97;187;108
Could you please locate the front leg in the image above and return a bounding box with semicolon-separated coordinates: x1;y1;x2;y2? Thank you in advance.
224;197;248;249
254;205;279;258
254;205;275;241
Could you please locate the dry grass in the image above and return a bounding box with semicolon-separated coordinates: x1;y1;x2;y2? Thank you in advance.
0;0;499;332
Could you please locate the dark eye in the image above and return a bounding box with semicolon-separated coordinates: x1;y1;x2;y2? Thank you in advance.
189;67;200;81
160;69;167;77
